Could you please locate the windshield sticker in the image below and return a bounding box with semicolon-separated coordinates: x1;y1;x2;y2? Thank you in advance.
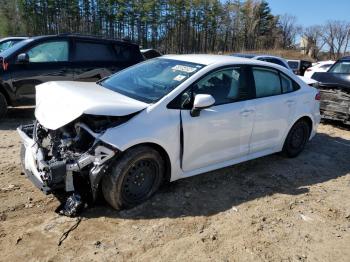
173;75;187;81
232;70;240;81
172;65;197;73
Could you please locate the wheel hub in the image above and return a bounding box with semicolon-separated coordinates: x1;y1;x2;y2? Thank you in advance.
122;159;157;201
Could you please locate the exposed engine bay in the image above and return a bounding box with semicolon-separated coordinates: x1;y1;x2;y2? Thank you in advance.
18;114;136;216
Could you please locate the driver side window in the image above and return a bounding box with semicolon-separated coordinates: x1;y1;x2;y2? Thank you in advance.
182;66;250;108
27;41;69;63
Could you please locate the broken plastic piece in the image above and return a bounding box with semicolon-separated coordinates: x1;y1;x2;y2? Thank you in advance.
59;193;84;217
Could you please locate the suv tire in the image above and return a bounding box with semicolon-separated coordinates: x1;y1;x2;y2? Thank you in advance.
0;93;8;119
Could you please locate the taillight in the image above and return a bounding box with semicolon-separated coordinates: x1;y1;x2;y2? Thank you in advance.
315;92;321;100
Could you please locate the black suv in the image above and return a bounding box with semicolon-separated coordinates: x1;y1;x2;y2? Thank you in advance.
0;34;144;118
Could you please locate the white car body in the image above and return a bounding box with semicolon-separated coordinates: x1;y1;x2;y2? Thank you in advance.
18;54;320;202
304;60;335;78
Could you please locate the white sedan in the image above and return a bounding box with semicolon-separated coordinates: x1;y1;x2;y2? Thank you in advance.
18;55;321;213
304;60;335;78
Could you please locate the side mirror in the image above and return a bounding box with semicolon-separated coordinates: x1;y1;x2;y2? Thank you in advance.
17;53;29;64
191;94;215;117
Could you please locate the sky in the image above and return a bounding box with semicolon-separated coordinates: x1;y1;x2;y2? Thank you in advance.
266;0;350;26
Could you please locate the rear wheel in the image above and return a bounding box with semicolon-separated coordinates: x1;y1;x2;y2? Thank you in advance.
102;146;164;210
282;120;310;158
0;93;8;119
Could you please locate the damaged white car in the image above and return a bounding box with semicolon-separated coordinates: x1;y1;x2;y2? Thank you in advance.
18;55;320;215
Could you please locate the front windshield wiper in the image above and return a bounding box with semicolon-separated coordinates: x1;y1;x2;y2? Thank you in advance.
96;75;111;85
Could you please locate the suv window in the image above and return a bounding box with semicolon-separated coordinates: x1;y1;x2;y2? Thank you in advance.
0;40;20;52
113;44;134;62
27;41;69;62
75;41;115;61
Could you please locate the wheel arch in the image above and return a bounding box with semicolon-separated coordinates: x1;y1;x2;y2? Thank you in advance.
123;142;172;184
292;115;313;138
279;114;314;152
0;84;11;106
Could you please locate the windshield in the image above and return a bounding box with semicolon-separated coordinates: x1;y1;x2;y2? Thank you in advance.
0;38;33;58
0;40;16;52
328;61;350;73
101;58;205;103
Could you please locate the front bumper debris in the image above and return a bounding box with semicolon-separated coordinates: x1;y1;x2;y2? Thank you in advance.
17;123;116;196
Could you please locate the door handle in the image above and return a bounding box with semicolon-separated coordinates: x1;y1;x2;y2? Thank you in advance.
285;100;296;107
240;109;254;117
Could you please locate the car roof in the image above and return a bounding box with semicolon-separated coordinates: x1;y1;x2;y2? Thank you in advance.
253;55;284;60
0;36;28;41
231;53;256;58
160;54;289;69
29;34;139;46
339;56;350;61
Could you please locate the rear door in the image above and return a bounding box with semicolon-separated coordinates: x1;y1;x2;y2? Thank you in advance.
72;40;117;82
11;39;73;103
249;66;298;154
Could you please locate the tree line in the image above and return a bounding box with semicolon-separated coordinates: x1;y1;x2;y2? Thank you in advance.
0;0;349;59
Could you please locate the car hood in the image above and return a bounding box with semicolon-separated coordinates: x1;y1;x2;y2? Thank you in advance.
311;72;350;90
35;81;148;130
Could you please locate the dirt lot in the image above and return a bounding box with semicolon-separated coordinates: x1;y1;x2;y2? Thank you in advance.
0;107;349;262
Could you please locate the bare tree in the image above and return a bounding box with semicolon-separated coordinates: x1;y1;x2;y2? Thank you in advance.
278;14;300;49
303;25;326;59
322;20;350;59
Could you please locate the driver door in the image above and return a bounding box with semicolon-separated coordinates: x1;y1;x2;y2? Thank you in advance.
180;66;256;172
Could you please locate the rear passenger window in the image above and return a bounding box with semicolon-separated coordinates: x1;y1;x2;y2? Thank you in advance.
74;41;115;61
281;74;293;93
252;67;281;98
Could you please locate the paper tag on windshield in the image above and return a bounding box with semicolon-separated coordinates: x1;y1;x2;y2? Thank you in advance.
232;70;240;81
172;65;197;73
173;75;187;81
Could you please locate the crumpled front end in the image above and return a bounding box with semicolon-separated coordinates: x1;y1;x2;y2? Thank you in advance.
17;116;123;215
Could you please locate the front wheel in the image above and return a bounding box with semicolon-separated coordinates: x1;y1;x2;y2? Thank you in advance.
282;120;310;158
0;93;8;119
102;146;164;210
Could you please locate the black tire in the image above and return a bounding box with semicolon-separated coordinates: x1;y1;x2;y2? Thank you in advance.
0;92;8;119
102;146;164;210
282;120;310;158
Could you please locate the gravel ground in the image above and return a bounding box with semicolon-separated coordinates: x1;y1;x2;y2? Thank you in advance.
0;107;349;262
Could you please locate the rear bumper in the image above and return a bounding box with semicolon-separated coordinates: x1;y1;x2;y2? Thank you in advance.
17;125;52;194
